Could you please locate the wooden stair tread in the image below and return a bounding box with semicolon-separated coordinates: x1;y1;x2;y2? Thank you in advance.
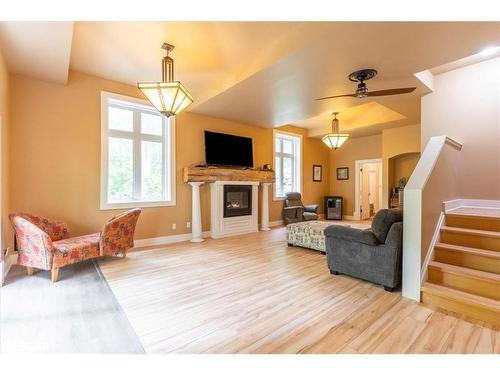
446;208;500;220
434;242;500;259
441;225;500;238
421;282;500;311
428;261;500;281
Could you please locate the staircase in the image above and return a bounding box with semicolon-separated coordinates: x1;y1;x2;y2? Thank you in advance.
421;208;500;325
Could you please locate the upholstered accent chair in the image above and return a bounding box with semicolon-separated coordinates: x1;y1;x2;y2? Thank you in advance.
324;209;403;291
283;192;319;225
9;208;141;282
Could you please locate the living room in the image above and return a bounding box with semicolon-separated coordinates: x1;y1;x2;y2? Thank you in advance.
1;2;499;373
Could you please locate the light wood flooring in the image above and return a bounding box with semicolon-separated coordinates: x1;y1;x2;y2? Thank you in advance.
98;227;500;354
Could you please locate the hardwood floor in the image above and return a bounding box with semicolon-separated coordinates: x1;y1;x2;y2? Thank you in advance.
98;227;500;354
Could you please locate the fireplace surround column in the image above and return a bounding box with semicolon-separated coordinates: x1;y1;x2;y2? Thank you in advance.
260;182;271;231
189;182;204;242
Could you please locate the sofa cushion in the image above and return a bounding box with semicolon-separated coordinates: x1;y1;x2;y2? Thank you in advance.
52;233;101;268
371;209;403;243
303;212;318;221
324;225;379;246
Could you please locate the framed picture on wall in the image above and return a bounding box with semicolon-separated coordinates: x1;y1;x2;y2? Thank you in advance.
313;165;322;182
337;167;349;180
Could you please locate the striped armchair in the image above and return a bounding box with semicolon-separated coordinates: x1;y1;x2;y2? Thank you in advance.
9;208;141;282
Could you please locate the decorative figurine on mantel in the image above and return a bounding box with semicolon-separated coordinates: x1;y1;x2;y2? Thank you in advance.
261;163;273;171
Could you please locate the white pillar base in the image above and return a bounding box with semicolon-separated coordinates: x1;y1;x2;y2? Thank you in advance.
260;182;271;231
189;181;205;243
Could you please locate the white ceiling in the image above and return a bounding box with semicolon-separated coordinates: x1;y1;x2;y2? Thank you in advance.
0;21;499;136
0;22;73;84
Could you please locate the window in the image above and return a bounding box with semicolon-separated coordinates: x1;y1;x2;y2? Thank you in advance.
273;130;302;199
100;91;175;209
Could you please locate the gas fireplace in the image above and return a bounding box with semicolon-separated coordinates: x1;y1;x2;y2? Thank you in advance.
223;185;252;218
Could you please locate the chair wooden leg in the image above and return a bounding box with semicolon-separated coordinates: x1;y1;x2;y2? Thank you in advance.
26;267;34;276
51;268;60;283
122;249;128;258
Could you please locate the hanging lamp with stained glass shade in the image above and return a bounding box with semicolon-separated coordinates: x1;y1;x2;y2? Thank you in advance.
322;112;349;150
138;42;193;117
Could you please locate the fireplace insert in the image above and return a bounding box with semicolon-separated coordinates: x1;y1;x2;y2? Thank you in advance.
223;185;252;218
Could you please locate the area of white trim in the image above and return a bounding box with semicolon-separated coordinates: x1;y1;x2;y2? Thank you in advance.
402;135;463;302
269;220;284;227
100;91;176;210
420;211;444;284
353;158;382;221
445;199;500;212
133;221;286;249
1;253;16;286
133;230;212;249
272;129;303;201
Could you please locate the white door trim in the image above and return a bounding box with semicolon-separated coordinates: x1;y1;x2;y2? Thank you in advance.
354;158;382;220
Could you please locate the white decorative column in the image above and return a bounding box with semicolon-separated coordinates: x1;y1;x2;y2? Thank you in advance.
189;182;205;242
260;182;271;231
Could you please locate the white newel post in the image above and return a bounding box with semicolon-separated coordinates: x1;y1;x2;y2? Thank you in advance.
189;182;204;242
260;182;271;231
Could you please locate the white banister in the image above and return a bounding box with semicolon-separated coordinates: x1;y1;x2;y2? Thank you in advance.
402;136;462;301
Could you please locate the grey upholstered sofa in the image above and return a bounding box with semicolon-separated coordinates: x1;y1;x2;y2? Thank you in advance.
324;209;403;291
283;192;319;225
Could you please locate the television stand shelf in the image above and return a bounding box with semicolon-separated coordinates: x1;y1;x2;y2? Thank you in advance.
183;166;275;183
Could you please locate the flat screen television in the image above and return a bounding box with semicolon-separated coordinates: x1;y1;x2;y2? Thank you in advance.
204;131;253;168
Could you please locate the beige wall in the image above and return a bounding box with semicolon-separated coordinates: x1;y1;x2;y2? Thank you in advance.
9;71;330;240
330;134;382;216
421;57;500;199
391;153;420;187
0;48;10;255
329;125;421;217
382;124;420;207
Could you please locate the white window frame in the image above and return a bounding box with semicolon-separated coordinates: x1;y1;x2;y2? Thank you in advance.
273;129;302;200
100;91;176;210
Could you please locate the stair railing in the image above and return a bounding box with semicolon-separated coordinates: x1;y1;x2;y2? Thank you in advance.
402;135;462;301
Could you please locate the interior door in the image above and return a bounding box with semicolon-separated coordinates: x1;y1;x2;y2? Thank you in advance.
361;164;371;220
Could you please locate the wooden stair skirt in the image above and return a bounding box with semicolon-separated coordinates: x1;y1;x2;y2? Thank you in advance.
421;210;500;326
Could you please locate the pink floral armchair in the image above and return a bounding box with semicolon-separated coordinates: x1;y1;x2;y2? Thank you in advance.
9;208;141;282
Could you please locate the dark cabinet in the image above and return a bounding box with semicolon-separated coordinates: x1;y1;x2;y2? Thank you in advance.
324;196;343;220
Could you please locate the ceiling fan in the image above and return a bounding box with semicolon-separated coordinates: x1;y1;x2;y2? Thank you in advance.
316;69;416;101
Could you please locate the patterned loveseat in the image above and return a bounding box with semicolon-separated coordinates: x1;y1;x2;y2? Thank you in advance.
9;208;141;282
287;221;349;253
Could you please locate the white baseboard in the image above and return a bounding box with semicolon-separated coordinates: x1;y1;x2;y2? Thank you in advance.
1;253;16;286
133;222;284;249
269;220;283;227
133;231;211;249
444;199;500;213
420;211;444;284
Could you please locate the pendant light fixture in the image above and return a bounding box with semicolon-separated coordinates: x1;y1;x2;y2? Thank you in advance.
138;42;193;117
322;112;349;150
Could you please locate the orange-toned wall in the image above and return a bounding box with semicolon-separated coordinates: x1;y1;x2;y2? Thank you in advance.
421;57;500;199
9;71;330;240
0;49;10;254
329;134;382;216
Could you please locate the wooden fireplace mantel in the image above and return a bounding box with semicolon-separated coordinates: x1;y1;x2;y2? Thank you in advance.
183;166;275;183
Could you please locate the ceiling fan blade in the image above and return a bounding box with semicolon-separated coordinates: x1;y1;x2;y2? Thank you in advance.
366;87;416;97
315;93;357;101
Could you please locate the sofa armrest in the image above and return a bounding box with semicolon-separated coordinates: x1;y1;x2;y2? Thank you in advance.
324;225;379;246
284;206;304;219
384;222;403;247
304;204;319;213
